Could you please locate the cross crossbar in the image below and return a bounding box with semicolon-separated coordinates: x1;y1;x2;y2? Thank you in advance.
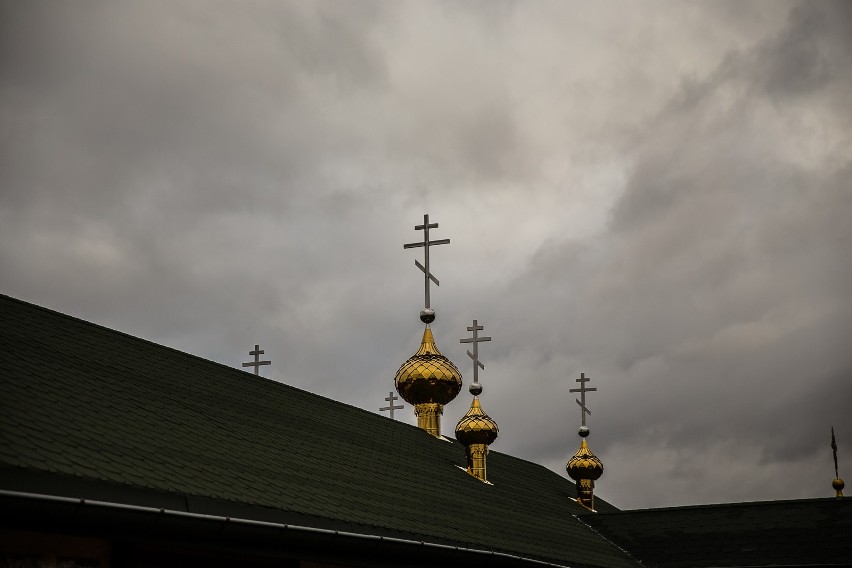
415;259;439;285
467;350;485;370
404;238;450;249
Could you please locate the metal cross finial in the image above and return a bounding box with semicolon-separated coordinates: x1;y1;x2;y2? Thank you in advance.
569;372;597;428
242;344;271;376
379;391;404;419
403;213;450;311
460;319;491;387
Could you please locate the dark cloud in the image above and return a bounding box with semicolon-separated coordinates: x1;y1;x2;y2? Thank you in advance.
754;2;851;99
488;1;852;507
1;1;850;510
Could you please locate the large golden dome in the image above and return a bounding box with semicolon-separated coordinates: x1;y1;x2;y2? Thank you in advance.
394;326;462;406
566;438;604;481
455;397;499;446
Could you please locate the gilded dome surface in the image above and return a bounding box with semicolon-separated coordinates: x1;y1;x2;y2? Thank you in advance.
455;397;499;446
394;326;462;406
566;439;604;481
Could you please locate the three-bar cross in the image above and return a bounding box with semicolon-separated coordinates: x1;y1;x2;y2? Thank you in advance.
403;213;450;310
569;372;596;428
379;391;404;419
460;319;491;386
242;344;271;376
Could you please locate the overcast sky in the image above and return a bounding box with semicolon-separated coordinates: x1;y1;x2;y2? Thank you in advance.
2;0;850;509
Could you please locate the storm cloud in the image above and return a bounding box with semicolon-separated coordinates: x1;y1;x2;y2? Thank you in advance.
2;0;850;509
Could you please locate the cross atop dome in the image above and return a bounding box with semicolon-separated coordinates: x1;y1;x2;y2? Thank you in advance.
456;319;498;482
569;372;597;435
403;213;450;323
566;372;603;510
395;214;461;437
460;319;491;394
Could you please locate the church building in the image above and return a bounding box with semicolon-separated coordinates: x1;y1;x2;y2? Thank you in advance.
1;214;849;567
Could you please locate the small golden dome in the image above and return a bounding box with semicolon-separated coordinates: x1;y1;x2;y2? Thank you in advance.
455;397;499;446
833;478;845;494
566;439;604;481
395;326;462;406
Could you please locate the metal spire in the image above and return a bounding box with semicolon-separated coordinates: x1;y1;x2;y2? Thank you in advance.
241;344;271;376
403;213;450;321
379;391;404;419
460;319;491;392
566;372;604;510
456;319;499;482
832;426;845;498
569;372;597;432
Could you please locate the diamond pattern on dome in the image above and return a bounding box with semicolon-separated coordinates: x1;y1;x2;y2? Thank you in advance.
455;397;499;446
395;326;462;406
567;439;604;481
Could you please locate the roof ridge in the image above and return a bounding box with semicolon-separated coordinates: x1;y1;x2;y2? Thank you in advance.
608;496;849;514
0;292;259;376
0;292;423;427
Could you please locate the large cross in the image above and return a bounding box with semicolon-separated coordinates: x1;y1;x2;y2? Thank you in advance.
403;213;450;310
379;391;404;419
569;372;597;428
460;319;491;386
242;344;271;376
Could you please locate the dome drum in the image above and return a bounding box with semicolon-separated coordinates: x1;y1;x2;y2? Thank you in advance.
414;402;443;437
464;443;489;481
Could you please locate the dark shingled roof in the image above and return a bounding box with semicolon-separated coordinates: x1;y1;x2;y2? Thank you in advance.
0;293;637;568
581;498;852;567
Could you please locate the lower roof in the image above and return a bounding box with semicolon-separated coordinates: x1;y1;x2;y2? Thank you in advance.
581;498;852;568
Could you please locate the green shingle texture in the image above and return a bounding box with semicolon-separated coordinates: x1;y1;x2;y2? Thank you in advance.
582;498;852;567
0;294;638;568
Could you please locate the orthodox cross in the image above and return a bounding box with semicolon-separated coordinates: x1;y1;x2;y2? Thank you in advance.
379;391;404;419
242;344;271;376
403;213;450;310
569;372;597;428
460;319;491;386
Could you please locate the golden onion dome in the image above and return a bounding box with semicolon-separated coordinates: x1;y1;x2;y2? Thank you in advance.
566;439;604;481
394;326;462;406
455;397;499;446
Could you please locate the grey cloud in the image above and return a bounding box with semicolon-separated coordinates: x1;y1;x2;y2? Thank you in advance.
2;0;850;511
489;1;852;507
753;2;852;99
